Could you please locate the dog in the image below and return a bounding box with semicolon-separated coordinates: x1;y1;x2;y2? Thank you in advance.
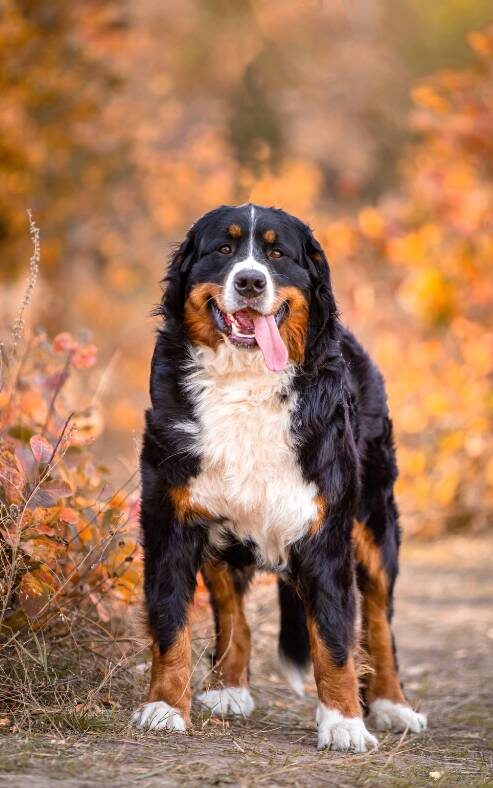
132;204;427;751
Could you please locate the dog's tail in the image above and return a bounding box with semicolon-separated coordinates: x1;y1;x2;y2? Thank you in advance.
278;577;311;697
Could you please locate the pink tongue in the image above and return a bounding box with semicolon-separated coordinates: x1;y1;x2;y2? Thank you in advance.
253;315;289;372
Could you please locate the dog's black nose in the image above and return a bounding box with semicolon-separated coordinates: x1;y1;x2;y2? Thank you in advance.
234;269;267;298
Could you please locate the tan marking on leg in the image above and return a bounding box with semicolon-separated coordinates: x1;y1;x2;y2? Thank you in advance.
309;494;329;536
184;282;223;349
307;615;361;717
263;228;276;243
202;560;251;688
353;520;406;704
169;485;213;524
148;620;192;722
228;223;242;238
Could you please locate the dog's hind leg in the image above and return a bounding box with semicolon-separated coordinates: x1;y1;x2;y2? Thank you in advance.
196;560;255;718
355;424;427;734
354;514;427;734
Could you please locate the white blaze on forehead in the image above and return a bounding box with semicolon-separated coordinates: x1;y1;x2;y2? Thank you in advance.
223;205;274;313
248;204;256;256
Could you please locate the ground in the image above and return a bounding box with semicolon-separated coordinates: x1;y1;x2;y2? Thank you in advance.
1;536;492;787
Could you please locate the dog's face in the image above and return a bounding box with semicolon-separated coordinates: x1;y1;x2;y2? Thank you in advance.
166;204;333;371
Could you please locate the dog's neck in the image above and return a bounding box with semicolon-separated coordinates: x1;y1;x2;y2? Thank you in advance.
185;341;294;402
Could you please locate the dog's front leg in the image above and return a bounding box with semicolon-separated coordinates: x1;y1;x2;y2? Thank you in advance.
133;463;206;732
296;526;378;753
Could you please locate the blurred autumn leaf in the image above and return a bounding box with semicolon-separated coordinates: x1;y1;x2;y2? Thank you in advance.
0;0;133;281
328;26;493;536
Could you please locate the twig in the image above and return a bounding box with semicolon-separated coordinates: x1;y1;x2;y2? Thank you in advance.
42;352;72;436
10;210;40;353
46;412;75;467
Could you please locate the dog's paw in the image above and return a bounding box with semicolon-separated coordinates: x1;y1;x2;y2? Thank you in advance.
196;686;255;717
132;701;187;732
316;705;378;753
368;699;427;734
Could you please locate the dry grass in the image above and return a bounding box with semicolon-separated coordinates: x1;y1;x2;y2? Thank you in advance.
0;610;146;735
1;536;492;787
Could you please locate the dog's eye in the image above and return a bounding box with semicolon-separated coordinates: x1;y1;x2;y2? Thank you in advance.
218;244;232;255
269;249;283;259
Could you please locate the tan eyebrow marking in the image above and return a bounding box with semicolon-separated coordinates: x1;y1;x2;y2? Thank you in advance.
263;229;276;243
228;223;242;238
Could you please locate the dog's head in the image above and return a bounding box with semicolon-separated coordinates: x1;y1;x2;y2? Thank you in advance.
162;204;338;372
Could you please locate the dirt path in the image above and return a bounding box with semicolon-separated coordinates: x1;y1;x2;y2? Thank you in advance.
1;537;492;787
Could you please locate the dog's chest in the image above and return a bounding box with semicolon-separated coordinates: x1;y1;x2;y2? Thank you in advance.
183;345;318;564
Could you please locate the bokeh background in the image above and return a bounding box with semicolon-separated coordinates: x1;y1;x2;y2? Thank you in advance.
1;0;493;539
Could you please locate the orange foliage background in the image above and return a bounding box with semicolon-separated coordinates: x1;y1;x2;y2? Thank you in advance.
327;31;493;536
1;0;493;554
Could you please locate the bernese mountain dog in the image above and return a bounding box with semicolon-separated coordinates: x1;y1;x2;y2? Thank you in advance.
132;204;427;751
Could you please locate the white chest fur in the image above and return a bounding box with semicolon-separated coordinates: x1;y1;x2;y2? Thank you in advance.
180;343;318;564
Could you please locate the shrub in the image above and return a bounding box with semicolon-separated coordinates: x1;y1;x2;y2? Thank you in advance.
0;215;142;728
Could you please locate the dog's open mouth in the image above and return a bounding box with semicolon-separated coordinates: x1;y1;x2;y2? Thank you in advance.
211;301;289;372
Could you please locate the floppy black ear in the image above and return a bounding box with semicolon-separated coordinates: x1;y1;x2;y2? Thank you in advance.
303;230;340;368
158;230;196;323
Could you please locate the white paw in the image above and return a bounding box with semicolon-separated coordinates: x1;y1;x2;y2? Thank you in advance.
196;686;255;717
316;705;378;753
132;701;186;732
368;699;427;733
279;656;306;697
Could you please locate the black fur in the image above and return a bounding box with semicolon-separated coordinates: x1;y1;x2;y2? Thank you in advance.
278;577;311;671
140;471;205;653
140;203;401;679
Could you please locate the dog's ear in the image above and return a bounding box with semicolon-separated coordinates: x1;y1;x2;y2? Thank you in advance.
302;228;340;368
157;230;196;322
